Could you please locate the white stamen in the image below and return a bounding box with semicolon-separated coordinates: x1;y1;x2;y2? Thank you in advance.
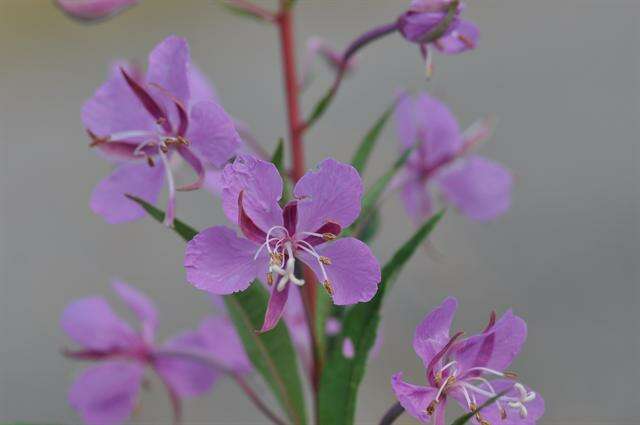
440;361;457;373
435;375;453;402
296;241;330;283
158;149;176;226
465;366;507;378
109;130;157;141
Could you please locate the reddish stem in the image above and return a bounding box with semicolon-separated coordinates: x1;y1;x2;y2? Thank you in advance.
276;0;322;395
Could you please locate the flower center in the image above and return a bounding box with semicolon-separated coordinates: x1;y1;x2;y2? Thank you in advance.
254;226;334;294
426;361;537;423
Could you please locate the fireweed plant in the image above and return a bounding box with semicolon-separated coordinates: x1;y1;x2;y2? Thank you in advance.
56;0;544;424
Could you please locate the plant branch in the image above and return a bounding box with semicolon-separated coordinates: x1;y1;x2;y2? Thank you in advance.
156;349;287;425
378;402;405;425
299;21;399;133
276;0;322;400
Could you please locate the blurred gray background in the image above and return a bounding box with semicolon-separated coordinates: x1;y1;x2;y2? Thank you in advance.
1;0;638;423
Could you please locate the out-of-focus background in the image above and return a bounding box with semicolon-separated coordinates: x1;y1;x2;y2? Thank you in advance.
1;0;638;423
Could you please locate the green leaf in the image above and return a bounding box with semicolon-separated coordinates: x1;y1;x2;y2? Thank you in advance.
318;210;445;425
449;391;508;425
305;87;335;130
127;195;307;424
350;105;394;175
220;1;269;23
271;138;285;173
346;147;413;239
225;285;308;425
125;195;197;241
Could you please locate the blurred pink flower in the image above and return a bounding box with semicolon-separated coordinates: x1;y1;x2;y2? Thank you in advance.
395;91;513;223
62;281;250;425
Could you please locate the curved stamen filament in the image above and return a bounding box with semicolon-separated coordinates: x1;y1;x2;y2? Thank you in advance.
464;366;508;378
254;238;280;260
296;240;330;283
435;375;454;402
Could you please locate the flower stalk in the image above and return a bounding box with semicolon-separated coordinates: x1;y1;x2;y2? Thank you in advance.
275;0;323;397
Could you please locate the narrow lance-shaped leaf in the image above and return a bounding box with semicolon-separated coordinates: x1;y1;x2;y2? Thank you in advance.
317;210;445;425
346;147;413;238
270;138;285;173
350;104;394;175
127;195;308;424
220;1;270;23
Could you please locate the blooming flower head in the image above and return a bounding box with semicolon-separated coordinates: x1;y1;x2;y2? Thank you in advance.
395;91;513;223
184;155;381;332
397;0;479;75
61;281;250;425
392;297;544;425
56;0;137;21
84;35;241;225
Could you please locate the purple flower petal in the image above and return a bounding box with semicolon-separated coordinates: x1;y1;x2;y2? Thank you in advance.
454;309;527;375
82;62;154;137
413;92;462;169
398;11;459;44
90;162;165;224
155;331;219;398
400;177;435;224
68;361;144;425
61;297;138;351
184;226;268;294
391;372;439;424
434;20;480;54
395;91;419;152
188;63;219;105
413;296;458;367
146;36;190;113
436;155;513;221
56;0;137;21
187;100;241;168
260;282;290;333
450;379;544;425
111;280;158;344
294;158;363;233
176;145;205;191
298;237;380;305
409;0;452;13
199;316;252;374
221;155;283;231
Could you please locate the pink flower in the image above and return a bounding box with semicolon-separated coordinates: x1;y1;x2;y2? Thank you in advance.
62;281;250;425
184;155;381;332
392;297;544;424
397;1;479;75
56;0;137;21
84;36;241;225
395;91;513;223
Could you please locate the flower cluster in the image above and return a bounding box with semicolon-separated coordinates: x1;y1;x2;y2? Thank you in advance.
52;0;545;424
